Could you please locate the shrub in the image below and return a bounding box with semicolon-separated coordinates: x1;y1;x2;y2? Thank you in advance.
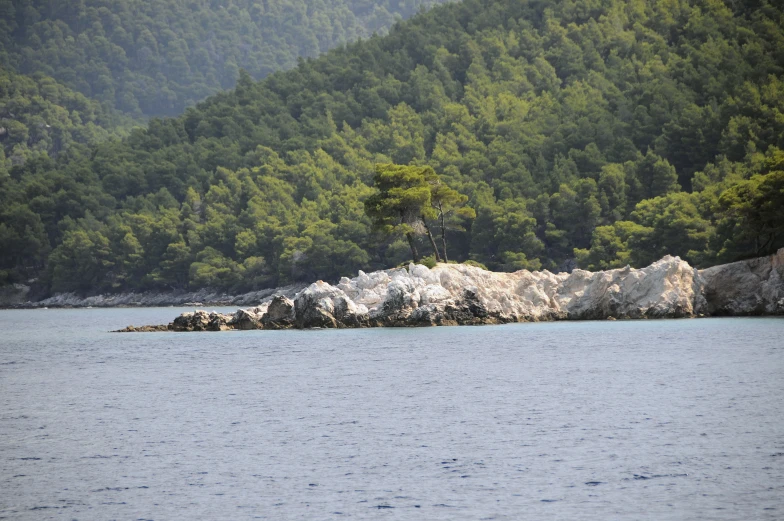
419;255;438;269
463;260;488;270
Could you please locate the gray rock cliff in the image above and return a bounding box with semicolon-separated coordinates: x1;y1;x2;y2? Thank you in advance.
700;248;784;316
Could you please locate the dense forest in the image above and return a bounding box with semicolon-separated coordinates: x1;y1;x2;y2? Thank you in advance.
0;0;454;117
0;68;134;162
1;0;783;297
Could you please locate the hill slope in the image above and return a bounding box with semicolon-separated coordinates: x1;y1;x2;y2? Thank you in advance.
1;0;783;296
0;68;133;161
0;0;454;117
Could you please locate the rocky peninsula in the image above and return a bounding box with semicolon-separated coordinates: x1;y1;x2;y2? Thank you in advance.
115;249;784;332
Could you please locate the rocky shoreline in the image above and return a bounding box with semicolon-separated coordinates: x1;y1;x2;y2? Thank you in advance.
0;284;306;310
114;249;784;332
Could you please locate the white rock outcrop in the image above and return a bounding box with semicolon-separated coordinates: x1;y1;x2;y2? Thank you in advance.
333;254;703;326
293;281;369;328
145;248;783;331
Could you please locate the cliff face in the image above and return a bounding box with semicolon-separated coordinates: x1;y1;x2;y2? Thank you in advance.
157;249;784;332
700;248;784;316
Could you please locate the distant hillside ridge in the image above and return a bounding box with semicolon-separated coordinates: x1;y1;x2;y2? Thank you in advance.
0;0;455;117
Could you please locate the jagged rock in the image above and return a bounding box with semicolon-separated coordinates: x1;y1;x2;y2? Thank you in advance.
294;281;368;328
350;256;704;323
171;311;201;331
207;313;231;331
261;296;295;329
131;248;784;332
229;307;266;330
113;324;170;332
170;310;232;331
700;248;784;316
404;288;508;327
558;256;704;320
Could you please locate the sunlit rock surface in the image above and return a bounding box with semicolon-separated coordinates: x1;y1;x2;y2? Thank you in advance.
332;255;704;325
149;249;783;331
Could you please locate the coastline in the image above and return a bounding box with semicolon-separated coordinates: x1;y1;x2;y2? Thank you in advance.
0;284;306;310
115;248;783;331
4;250;782;328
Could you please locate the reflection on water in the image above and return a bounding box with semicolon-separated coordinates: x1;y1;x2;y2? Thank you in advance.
1;309;783;520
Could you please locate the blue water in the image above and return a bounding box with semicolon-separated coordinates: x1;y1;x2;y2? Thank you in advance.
1;309;783;520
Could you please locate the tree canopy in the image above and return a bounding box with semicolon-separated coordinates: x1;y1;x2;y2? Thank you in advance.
364;163;469;263
0;0;454;118
2;0;783;296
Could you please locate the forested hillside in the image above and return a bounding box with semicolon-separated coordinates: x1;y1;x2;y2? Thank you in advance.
0;68;133;163
0;0;454;117
2;0;783;297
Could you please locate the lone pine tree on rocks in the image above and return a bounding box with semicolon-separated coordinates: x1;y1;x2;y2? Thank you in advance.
364;164;473;264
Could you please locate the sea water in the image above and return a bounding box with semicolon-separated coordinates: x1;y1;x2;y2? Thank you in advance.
1;309;782;520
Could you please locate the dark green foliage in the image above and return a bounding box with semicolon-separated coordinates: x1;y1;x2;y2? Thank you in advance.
364;163;472;262
462;260;488;271
0;69;132;161
364;163;440;262
430;176;475;262
419;255;438;269
717;169;784;259
0;0;454;118
2;0;784;296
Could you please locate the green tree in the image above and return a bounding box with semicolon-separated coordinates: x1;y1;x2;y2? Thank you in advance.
429;178;476;262
364;164;437;263
574;221;653;270
188;247;242;290
48;228;114;293
717;171;784;258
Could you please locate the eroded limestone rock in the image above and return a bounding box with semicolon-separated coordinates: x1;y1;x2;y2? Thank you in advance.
557;256;704;320
229;306;267;330
170;310;233;331
262;296;295;329
113;324;170;333
294;281;368;328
